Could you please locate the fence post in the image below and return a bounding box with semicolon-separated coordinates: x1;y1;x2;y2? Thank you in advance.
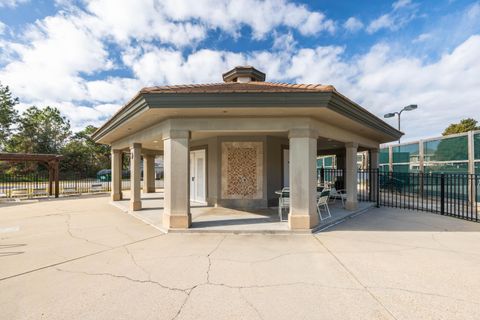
376;169;380;208
440;174;445;215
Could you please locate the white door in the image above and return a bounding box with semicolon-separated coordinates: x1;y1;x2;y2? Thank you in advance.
190;150;206;203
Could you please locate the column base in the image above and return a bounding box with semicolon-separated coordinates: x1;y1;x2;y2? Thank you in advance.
288;213;319;230
163;213;191;229
130;200;142;211
345;201;358;211
144;187;156;193
112;192;123;201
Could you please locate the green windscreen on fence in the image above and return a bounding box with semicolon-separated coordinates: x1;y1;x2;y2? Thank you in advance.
423;135;468;161
393;164;410;173
392;143;419;164
380;148;389;164
475;133;480;160
424;162;468;174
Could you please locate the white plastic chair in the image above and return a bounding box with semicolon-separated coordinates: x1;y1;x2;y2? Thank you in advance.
278;187;290;221
329;187;347;208
317;189;331;221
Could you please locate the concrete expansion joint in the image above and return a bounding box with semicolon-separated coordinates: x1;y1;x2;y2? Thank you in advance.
312;236;399;320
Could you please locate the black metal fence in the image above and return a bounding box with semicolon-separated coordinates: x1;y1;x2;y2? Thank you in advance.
0;172;141;199
320;168;480;222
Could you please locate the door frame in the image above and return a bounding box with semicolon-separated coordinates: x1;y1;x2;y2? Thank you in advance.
189;146;208;204
281;144;289;188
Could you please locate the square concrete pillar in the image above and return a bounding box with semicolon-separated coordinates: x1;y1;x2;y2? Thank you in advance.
163;130;191;229
111;149;123;201
130;143;142;211
288;128;319;230
143;154;156;193
345;142;358;210
369;148;379;203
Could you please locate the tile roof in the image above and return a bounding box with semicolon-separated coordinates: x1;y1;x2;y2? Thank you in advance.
140;81;336;94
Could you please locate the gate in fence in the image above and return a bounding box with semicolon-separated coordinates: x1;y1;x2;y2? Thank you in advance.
320;169;479;222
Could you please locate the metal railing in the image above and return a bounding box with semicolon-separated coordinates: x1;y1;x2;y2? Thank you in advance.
0;172;165;199
320;168;479;222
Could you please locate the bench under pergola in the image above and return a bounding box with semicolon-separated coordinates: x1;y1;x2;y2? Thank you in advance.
0;152;62;198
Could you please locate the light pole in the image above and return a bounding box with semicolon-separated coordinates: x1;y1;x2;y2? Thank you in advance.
384;104;418;144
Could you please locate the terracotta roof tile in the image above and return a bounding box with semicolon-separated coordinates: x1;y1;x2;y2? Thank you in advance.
140;81;336;94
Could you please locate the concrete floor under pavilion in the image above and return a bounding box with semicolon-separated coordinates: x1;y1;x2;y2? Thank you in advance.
113;190;375;234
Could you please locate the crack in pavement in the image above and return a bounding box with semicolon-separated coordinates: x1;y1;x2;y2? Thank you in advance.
206;235;227;284
0;233;165;282
172;235;227;320
56;267;187;294
313;235;399;320
64;214;112;249
123;245;151;281
239;288;264;320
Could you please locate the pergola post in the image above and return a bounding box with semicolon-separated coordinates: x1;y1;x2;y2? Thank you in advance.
288;128;319;230
111;149;123;201
48;162;54;196
163;130;191;229
143;154;156;193
130;143;142;211
345;142;358;210
53;160;59;198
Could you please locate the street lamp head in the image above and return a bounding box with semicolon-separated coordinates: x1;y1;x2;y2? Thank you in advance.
403;104;418;111
384;112;396;118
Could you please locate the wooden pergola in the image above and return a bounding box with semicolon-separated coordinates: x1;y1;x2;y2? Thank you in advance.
0;152;63;198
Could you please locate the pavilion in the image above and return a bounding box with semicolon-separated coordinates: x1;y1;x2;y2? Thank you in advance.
92;66;402;231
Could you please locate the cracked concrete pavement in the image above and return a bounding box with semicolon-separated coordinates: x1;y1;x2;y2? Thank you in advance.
1;195;480;319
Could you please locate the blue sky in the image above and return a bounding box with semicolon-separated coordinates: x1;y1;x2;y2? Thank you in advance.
1;0;480;142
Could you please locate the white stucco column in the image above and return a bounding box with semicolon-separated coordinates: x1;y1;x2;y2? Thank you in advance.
111;149;123;201
143;154;156;193
163;130;191;229
130;143;142;211
345;142;358;210
288;128;319;230
369;148;379;203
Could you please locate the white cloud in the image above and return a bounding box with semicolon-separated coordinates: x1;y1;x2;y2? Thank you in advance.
0;13;112;102
466;2;480;19
392;0;412;10
0;0;28;8
158;0;335;38
413;33;432;43
367;14;395;34
343;17;364;33
367;0;418;34
1;0;479;142
0;21;5;33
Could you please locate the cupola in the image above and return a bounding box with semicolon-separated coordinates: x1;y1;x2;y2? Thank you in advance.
222;66;266;83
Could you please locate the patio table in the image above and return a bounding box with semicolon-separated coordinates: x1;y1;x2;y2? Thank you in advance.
274;187;325;197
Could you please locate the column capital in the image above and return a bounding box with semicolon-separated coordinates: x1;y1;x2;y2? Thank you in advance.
345;142;358;149
130;142;142;150
163;130;190;140
288;128;318;139
112;149;123;155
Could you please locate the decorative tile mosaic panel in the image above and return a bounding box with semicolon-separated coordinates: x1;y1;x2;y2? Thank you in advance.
221;142;263;199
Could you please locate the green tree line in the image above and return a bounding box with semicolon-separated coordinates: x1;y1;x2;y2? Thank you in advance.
0;82;110;177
